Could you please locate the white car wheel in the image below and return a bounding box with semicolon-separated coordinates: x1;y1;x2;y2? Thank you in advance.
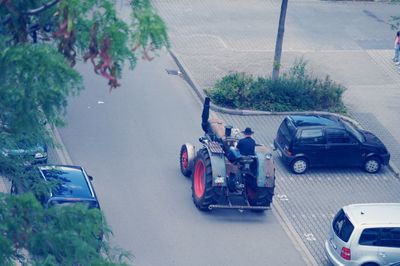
291;158;308;174
364;158;381;173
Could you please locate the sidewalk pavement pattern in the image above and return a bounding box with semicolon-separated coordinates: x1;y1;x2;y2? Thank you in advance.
153;0;400;264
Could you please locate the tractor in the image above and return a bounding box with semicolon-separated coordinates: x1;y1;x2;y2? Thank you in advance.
179;97;276;211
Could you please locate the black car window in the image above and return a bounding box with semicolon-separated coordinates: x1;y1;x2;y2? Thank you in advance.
359;228;380;246
379;228;400;248
298;129;325;144
41;167;93;198
333;209;354;242
279;118;296;143
326;128;352;144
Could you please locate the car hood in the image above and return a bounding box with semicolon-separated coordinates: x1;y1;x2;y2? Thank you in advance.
3;143;46;156
361;130;386;148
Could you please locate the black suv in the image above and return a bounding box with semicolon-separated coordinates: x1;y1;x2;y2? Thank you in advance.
37;165;100;209
273;115;390;174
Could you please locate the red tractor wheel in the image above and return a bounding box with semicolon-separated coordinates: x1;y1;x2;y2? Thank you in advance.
192;148;216;211
180;145;192;177
246;178;274;212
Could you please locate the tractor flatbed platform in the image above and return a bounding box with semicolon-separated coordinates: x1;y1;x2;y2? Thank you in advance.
208;204;271;211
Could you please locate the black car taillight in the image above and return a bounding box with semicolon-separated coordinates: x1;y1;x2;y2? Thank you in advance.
284;145;292;156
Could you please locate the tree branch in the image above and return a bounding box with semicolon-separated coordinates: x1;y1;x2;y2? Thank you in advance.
20;0;61;15
1;0;60;25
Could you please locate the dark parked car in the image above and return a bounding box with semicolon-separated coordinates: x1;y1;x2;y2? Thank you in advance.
1;136;48;165
273;115;390;174
32;165;100;209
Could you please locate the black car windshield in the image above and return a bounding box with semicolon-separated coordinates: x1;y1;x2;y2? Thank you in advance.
40;166;93;198
342;120;365;143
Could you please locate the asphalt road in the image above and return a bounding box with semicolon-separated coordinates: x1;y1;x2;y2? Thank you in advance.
58;54;308;265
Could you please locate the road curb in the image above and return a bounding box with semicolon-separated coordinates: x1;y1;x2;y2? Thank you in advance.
169;49;359;120
48;125;73;165
389;161;400;178
272;203;319;266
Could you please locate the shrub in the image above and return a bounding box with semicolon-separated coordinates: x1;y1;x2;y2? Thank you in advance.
209;72;254;108
208;59;346;113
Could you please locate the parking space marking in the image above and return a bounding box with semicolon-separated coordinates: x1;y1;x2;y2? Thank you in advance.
304;233;317;241
277;194;289;201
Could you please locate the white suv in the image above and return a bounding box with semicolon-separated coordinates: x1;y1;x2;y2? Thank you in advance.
325;203;400;266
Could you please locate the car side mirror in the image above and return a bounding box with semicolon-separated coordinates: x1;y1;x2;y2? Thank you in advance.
88;175;93;181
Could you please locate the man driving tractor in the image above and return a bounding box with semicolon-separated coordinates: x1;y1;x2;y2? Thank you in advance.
237;127;256;156
228;127;256;161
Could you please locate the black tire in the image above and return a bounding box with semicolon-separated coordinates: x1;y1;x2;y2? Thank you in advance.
363;157;381;174
180;145;192;177
191;148;217;211
246;178;274;212
290;157;308;174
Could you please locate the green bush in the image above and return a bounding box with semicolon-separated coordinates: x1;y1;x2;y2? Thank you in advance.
208;59;346;113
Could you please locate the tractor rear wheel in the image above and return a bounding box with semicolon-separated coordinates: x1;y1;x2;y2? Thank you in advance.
192;148;216;211
180;145;192;177
246;178;274;212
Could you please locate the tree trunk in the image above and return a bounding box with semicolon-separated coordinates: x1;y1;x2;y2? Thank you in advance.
272;0;288;81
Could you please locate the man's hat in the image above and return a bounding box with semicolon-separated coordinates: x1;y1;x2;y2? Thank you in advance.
242;127;254;135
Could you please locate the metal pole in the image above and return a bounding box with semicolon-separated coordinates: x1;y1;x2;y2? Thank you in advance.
272;0;288;81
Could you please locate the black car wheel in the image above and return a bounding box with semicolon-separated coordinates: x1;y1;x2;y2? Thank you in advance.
364;157;381;173
290;157;308;174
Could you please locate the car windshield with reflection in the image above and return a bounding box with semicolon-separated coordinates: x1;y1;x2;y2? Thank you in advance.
38;165;100;209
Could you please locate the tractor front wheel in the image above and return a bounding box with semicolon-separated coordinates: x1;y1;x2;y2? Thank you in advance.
180;145;192;177
192;148;216;211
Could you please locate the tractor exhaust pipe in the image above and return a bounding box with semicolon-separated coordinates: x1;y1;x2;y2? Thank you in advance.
201;97;210;133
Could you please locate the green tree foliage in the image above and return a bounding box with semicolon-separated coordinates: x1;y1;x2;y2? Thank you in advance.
0;0;169;89
208;59;346;113
0;193;130;265
0;1;168;263
0;44;82;186
0;44;82;131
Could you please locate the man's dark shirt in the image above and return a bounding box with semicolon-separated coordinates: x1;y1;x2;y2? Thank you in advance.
237;137;256;156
